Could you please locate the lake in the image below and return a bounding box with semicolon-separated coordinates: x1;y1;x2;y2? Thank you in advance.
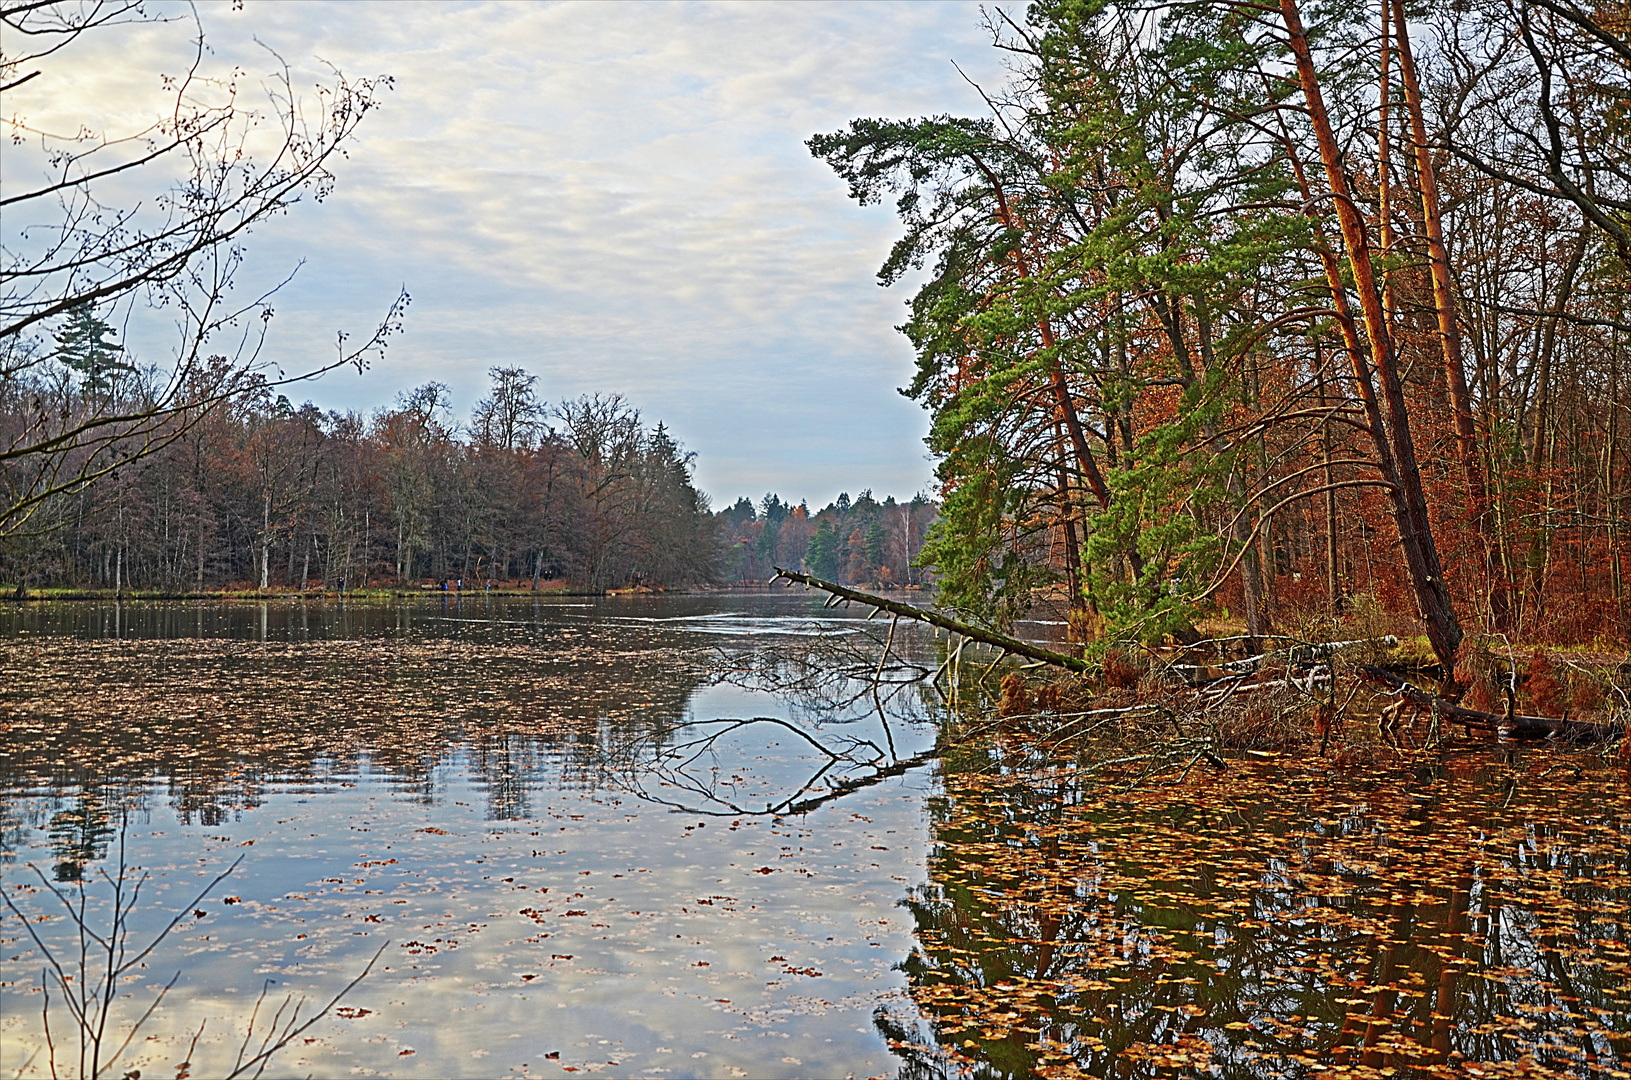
3;595;1628;1079
1;593;945;1079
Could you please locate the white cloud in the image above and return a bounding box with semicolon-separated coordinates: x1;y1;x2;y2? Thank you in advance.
6;0;1014;506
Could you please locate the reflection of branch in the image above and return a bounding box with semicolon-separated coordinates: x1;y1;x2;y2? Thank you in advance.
611;714;930;818
872;613;902;760
781;751;939;816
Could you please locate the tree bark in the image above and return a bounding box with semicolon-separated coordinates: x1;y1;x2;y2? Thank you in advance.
1317;355;1342;613
1282;0;1463;675
260;494;271;591
771;567;1091;671
1391;0;1510;627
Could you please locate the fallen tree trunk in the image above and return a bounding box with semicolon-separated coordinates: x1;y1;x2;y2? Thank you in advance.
770;567;1090;672
1172;636;1399;685
1356;666;1623;742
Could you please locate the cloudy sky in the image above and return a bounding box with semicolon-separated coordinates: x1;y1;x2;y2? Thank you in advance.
12;0;1014;508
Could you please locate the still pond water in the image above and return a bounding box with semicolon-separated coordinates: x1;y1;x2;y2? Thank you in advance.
2;595;1628;1079
1;594;944;1079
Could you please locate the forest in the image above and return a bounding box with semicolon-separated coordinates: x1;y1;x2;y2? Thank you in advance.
0;323;936;596
716;489;939;587
810;0;1630;663
0;353;719;593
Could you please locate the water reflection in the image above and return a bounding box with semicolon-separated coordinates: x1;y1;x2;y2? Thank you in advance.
10;596;1620;1078
0;594;944;1080
884;744;1631;1078
0;597;738;818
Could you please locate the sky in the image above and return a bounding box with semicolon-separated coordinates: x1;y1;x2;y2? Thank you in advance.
9;0;1015;509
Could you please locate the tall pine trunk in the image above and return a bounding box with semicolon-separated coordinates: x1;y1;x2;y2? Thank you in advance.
1281;0;1463;674
1390;0;1509;627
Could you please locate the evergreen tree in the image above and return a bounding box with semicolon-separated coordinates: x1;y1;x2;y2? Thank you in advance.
805;519;841;580
53;302;136;396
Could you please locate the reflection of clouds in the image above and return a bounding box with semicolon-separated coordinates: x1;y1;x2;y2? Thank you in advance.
12;0;1007;503
0;598;938;1077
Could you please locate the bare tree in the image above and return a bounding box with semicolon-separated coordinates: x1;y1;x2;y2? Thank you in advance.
0;1;407;536
1444;0;1631;264
470;366;543;452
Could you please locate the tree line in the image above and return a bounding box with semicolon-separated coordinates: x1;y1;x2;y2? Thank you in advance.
717;490;938;587
1;355;718;593
811;0;1630;661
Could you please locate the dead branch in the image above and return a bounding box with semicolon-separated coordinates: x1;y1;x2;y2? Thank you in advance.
771;567;1089;671
1357;665;1623;741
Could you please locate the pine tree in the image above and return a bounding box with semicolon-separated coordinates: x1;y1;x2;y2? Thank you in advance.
53;302;136;396
805;520;841;580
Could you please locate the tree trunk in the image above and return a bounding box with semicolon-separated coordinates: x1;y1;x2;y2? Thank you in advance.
1053;422;1085;614
1281;0;1462;674
1317;356;1342;614
1229;466;1268;652
260;494;271;591
1391;0;1509;627
1611;343;1625;624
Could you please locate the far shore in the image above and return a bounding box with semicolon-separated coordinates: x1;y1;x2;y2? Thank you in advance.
1;581;933;602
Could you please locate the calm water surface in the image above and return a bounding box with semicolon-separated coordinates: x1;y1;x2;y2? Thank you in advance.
2;594;943;1079
4;597;1628;1079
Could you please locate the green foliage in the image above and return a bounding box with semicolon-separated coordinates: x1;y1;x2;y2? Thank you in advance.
52;302;137;395
47;789;114;882
811;1;1328;631
1084;370;1236;643
806;519;841;580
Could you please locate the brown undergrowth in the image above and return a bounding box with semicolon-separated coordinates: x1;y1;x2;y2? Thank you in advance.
984;642;1628;785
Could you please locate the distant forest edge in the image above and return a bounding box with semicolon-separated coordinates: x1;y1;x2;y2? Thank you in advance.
719;490;937;589
0;355;934;595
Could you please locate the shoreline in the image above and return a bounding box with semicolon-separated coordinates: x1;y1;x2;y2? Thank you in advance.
0;581;933;603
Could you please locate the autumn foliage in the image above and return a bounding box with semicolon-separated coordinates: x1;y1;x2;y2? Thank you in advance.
812;0;1630;653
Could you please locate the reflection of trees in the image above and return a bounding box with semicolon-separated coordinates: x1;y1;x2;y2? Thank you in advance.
1;598;943;850
46;787;115;881
600;619;947;817
0;624;716;849
886;751;1631;1078
470;734;541;821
